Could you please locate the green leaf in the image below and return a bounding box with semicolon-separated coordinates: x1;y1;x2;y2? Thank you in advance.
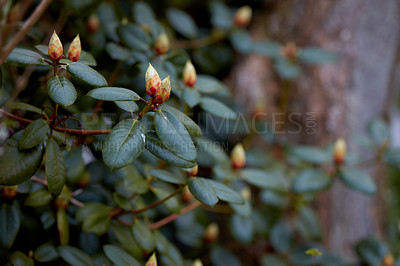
115;101;139;113
35;44;48;55
230;30;252;53
208;180;244;204
145;133;196;168
275;59;301;79
18;119;49;150
79;50;97;66
117;24;150;51
160;105;202;137
34;243;59;262
196;75;226;94
339;168;376;195
183;87;201;108
5;102;42;114
106;42;131;61
230;214;254;244
261;255;287;266
47;76;77;107
103;119;145;170
211;247;241;266
58;246;94;266
0;204;20;248
166;8;198;39
56;207;69;246
270;221;293;253
67;62;107;88
6;48;44;65
87;87;140;101
133;2;156;26
251;41;281;58
291;146;331;164
188;177;218;206
103;245;140;266
151;181;181;213
66;0;101;13
355;237;389;266
150;169;187;185
10;251;34;266
45;138;66;198
24;188;52;207
199;97;237;119
384;148;400;166
298;47;338;65
132;221;155;252
240;169;286;191
210;2;233;29
0;131;44;186
367;118;390;145
76;203;111;235
154;110;197;162
113;225;143;259
292;169;332;193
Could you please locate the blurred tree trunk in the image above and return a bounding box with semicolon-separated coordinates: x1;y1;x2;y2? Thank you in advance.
232;0;400;259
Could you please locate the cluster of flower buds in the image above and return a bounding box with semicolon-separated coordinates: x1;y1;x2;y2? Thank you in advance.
280;42;299;62
145;64;171;104
2;185;18;199
333;138;346;165
182;60;197;87
48;31;81;63
382;254;395;266
188;164;198;177
203;223;219;244
154;33;169;55
231;143;246;169
234;6;252;28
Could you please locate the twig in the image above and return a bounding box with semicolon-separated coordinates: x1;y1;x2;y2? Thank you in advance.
69;198;84;207
131;187;182;215
31;176;47;186
0;0;53;64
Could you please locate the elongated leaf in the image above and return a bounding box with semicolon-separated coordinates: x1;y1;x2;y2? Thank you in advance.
58;246;94;266
151;181;181;213
6;48;45;65
298;47;338;65
0;131;44;186
291;146;331;164
240;169;286;191
5;102;42;114
87;87;140;101
79;50;97;66
113;225;143;259
67;62;107;88
292;169;332;193
210;2;233;29
18;119;49;150
150;169;186;184
117;24;150;51
115;101;139;112
0;204;21;248
10;251;34;266
275;59;301;79
166;8;198;39
145;133;196;168
367;118;390;145
76;203;111;235
132;221;155;252
208;180;244;204
188;177;218;206
47;76;77;107
230;214;254;244
35;44;48;55
133;2;156;26
57;207;69;245
183;87;201;108
34;243;59;262
196;75;225;94
102;119;145;170
106;42;131;61
199;97;237;119
45;138;66;198
154;110;196;162
103;245;140;266
24;188;52;207
160;105;202;137
339;168;376;195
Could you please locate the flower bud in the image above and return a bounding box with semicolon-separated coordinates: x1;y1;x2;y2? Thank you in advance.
48;31;63;62
2;185;18;199
154;33;169;55
188;164;198;177
68;34;81;62
182;60;197;87
231;143;246;169
382;254;395;266
333;138;346;165
86;14;100;33
193;259;203;266
145;63;162;97
182;185;194;203
203;223;219;244
241;187;251;200
280;42;299;62
234;6;252;28
145;253;157;266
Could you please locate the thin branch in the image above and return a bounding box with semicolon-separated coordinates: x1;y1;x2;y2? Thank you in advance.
0;0;53;64
31;176;47;186
131;187;182;215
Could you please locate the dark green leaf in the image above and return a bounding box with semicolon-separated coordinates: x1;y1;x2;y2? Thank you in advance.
251;41;281;58
270;220;292;253
339;168;376;195
66;0;101;13
211;247;241;266
199;97;237;119
384;148;400;166
355;237;389;266
166;8;198;39
106;42;132;61
113;225;143;259
115;101;139;113
150;169;187;185
240;169;286;191
230;198;252;217
275;59;301;79
45;138;66;198
367;118;390;145
261;255;287;266
58;246;94;266
47;76;77;107
79;50;97;66
160;105;202;137
76;203;111;235
6;48;44;65
0;131;44;186
56;206;69;245
230;214;254;244
24;188;52;207
117;24;150;51
188;177;218;206
0;204;20;248
35;44;48;55
103;245;140;266
230;30;252;53
208;180;244;204
151;181;181;213
102;119;145;170
18;119;49;149
210;2;233;29
291;146;331;164
87;87;140;101
196;75;225;94
298;47;338;65
67;62;107;88
10;251;34;266
5;102;42;114
34;243;59;262
183;87;201;107
292;169;332;193
154;110;197;162
132;221;155;252
133;2;156;26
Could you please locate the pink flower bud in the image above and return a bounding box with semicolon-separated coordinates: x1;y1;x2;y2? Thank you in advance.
188;164;199;177
48;31;63;62
154;33;169;55
68;34;81;62
203;223;219;244
182;60;197;87
280;42;299;62
145;253;157;266
333;138;346;165
234;6;252;28
145;64;171;104
231;143;246;169
2;185;18;199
